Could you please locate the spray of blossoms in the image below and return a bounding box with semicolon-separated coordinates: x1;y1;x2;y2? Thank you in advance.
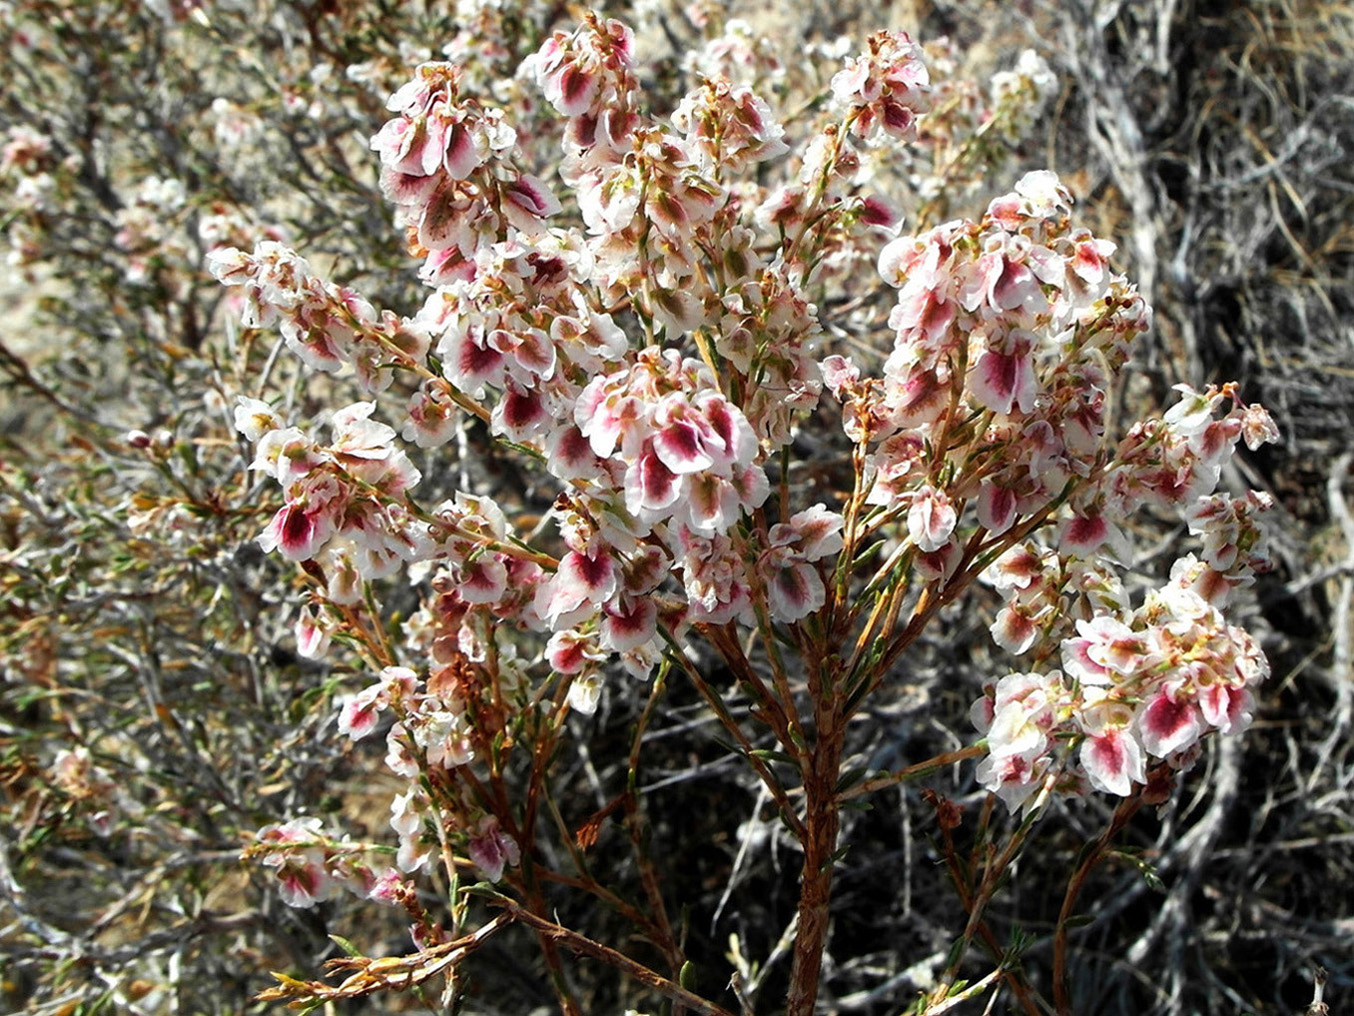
210;14;1279;1016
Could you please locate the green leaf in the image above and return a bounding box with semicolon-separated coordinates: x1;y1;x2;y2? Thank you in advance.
328;934;361;957
679;961;698;991
835;765;870;794
944;935;965;969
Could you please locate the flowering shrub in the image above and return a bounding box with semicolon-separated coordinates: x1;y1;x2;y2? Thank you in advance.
11;0;1352;1012
197;10;1282;1016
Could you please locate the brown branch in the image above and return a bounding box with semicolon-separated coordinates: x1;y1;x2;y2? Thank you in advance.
255;915;507;1004
492;896;737;1016
785;652;845;1016
837;744;988;802
624;667;685;975
660;626;809;841
1053;779;1151;1016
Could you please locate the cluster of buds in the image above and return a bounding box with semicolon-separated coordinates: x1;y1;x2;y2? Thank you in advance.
969;381;1278;809
1;124;56;208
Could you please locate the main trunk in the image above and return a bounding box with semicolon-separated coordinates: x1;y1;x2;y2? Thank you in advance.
785;718;844;1016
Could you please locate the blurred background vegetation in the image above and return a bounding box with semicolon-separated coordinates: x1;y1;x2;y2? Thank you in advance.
1;1;1350;1014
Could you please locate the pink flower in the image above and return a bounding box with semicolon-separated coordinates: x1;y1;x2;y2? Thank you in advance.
1060;513;1110;556
1198;680;1253;734
652;399;723;474
974;750;1049;813
1061;616;1145;686
1240;403;1280;450
991;605;1041;655
1137;683;1203;758
294;604;331;660
338;686;386;741
1080;723;1145;797
762;549;826;623
458;555;509;604
260;498;334;560
684;472;742;536
467;816;520;883
337;667;417;741
985;544;1047;593
908;485;956;553
980;672;1060;755
970;330;1036;415
546;629;606;675
539;549;617;626
257;818;336;909
601;596;658;652
391;789;432;873
977;480;1019;534
625;446;681;514
783;505;846;562
821;355;860;398
233;396;283;442
367;868;406;905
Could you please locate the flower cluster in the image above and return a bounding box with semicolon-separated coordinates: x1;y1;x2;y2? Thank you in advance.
208;242;430;390
113;176;189;285
973;555;1270;808
251;817;390;909
989;49;1059;136
968;376;1279;808
207;14;1281;951
1;123;66;268
372;61;560;284
50;747;121;837
574;348;764;534
236;398;426;581
823;172;1148;576
416;232;627;444
337;660;527;882
681;16;786;88
831;30;931;143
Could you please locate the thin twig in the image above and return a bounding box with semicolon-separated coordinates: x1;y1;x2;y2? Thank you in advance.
491;896;737;1016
